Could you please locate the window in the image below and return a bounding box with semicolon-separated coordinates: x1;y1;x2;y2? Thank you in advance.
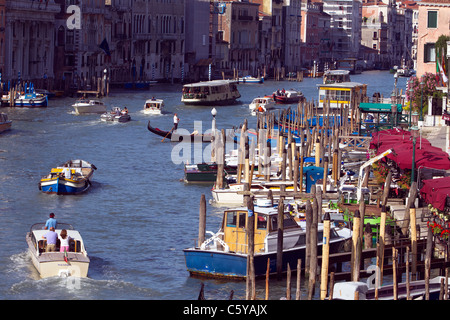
424;43;436;63
427;11;437;28
226;211;237;227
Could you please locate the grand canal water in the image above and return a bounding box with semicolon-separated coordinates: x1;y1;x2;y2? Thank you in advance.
0;71;408;300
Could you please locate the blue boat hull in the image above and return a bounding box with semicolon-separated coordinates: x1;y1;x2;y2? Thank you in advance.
184;240;344;279
39;178;90;195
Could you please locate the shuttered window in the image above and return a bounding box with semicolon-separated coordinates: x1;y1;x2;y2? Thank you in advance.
427;11;437;28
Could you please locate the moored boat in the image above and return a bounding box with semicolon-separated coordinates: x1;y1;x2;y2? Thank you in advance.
26;222;90;278
0;113;12;133
72;99;107;114
39;159;96;195
181;80;241;105
143;98;164;115
184;204;352;279
184;162;238;183
100;107;131;122
14;92;48;107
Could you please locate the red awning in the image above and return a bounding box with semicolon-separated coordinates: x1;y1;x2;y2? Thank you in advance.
420;177;450;211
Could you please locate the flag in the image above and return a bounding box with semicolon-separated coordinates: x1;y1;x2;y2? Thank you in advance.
64;248;68;263
99;38;111;56
437;50;448;84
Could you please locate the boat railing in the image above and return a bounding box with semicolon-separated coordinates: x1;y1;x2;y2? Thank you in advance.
30;222;74;232
200;231;230;252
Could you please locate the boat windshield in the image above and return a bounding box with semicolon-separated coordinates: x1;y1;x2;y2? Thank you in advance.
30;222;74;232
270;213;299;231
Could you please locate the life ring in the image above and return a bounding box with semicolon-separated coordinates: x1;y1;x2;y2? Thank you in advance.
30;99;34;106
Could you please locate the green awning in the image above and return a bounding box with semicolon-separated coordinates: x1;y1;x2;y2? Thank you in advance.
359;102;402;113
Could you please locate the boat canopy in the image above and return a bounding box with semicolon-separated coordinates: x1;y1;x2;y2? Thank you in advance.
359;102;402;113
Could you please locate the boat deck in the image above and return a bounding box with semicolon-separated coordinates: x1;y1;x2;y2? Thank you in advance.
37;252;90;263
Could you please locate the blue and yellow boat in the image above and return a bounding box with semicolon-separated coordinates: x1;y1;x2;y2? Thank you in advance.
183;203;352;279
39;160;96;195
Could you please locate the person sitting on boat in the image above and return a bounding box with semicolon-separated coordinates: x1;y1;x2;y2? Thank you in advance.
258;105;265;113
121;107;128;114
44;213;57;230
42;227;58;252
59;229;72;253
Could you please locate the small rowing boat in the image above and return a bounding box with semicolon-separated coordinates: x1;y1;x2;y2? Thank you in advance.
147;120;212;143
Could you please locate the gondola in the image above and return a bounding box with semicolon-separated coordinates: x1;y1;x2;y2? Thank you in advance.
147;120;212;143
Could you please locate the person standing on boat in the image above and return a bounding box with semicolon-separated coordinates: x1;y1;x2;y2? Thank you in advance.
173;113;179;131
59;229;72;253
44;213;57;230
42;227;58;252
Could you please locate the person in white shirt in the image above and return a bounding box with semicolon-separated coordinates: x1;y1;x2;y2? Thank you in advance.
173;113;179;131
59;229;72;253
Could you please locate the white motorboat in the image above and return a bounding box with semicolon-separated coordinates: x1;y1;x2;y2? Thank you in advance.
72;99;107;114
143;98;164;115
26;222;90;278
100;107;131;122
249;96;276;113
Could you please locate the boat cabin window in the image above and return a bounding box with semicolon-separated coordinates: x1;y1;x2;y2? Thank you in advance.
226;211;237;227
257;215;267;230
238;212;246;229
270;213;299;231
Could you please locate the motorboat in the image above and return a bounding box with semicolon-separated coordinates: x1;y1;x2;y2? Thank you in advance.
100;107;131;122
0;113;12;133
184;162;238;183
39;159;96;195
72;99;107;114
323;70;351;84
269;89;304;104
13;92;48;107
143;98;164;115
26;222;90;278
238;75;264;84
184;203;352;279
249;96;276;114
181;80;241;105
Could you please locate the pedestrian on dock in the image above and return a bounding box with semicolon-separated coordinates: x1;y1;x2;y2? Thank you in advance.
44;213;57;230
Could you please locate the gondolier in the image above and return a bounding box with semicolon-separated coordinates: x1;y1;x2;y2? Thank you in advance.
173;113;179;131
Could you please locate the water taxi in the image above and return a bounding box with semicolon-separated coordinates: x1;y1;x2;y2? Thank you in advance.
26;222;90;278
184;203;352;279
269;89;304;104
238;75;264;84
317;81;367;110
143;98;164;115
181;80;241;105
100;107;131;122
249;96;276;113
0;113;12;133
39;159;96;195
72;99;107;114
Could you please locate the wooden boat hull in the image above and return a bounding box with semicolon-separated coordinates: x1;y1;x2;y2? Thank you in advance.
147;120;212;142
184;238;346;279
